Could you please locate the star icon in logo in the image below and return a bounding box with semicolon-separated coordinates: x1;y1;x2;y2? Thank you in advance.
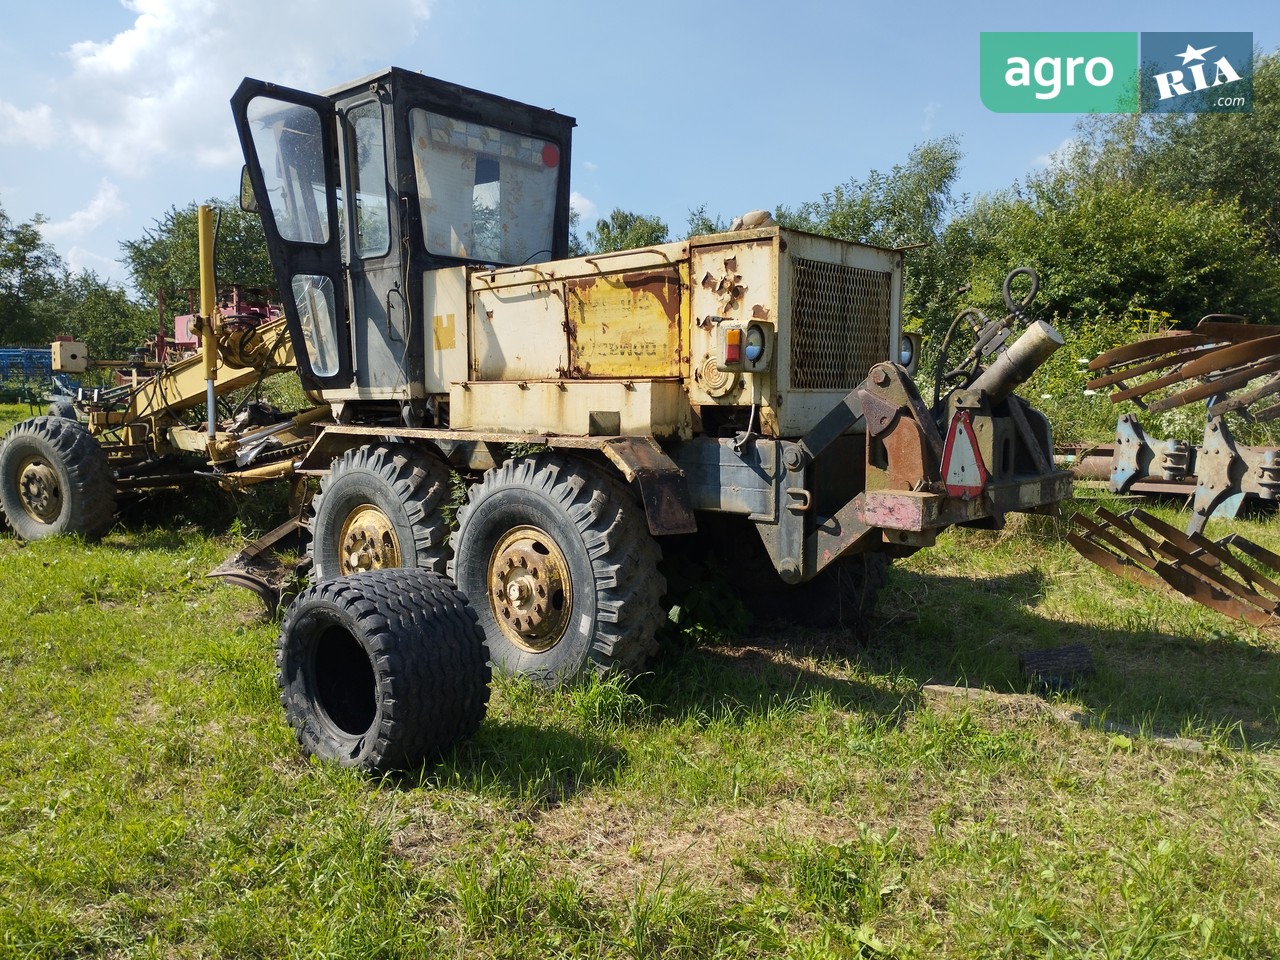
1176;43;1216;64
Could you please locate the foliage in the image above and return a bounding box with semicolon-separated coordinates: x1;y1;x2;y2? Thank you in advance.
1;484;1279;956
33;269;153;360
0;206;62;344
584;208;669;253
120;198;274;328
941;175;1280;331
778;136;966;328
1074;52;1280;254
1019;312;1150;445
685;204;728;238
568;209;587;257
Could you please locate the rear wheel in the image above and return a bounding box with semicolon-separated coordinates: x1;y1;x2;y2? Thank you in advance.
788;552;891;633
699;516;889;635
308;443;452;583
0;416;115;541
276;567;490;773
449;454;665;686
47;400;77;420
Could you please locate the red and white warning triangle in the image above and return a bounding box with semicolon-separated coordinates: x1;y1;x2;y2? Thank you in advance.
940;410;988;499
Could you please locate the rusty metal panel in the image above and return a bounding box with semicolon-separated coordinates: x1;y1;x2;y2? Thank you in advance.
565;267;683;378
601;437;698;535
448;379;688;438
688;237;778;408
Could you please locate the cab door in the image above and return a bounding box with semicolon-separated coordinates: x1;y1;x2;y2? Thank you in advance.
339;97;415;394
231;78;352;390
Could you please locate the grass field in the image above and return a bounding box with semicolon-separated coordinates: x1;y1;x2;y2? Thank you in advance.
0;402;1278;958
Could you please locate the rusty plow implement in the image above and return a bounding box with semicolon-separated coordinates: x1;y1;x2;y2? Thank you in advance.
1066;318;1280;625
1069;506;1280;627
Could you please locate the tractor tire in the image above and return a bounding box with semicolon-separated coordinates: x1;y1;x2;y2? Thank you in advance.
449;454;665;687
276;567;490;773
308;442;452;583
752;552;891;636
699;516;889;635
47;400;77;420
0;416;116;542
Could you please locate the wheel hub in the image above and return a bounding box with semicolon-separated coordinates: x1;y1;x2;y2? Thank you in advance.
489;525;572;652
18;460;61;524
338;504;401;573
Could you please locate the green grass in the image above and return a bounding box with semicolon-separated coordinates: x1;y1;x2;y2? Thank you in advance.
1;403;1279;957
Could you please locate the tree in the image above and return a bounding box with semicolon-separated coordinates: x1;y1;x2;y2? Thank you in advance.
33;270;152;361
942;174;1280;327
0;204;64;344
777;136;967;326
584;209;669;253
121;199;274;330
685;204;728;238
1073;52;1280;254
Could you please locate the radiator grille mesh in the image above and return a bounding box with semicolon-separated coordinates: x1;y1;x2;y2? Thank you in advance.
790;258;892;390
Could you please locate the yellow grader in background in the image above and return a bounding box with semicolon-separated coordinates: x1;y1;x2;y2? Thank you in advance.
0;209;324;542
225;68;1075;772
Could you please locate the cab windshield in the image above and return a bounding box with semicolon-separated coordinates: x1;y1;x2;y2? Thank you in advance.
410;109;559;265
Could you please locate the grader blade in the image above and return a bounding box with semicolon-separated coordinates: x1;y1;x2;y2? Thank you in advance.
1068;506;1280;627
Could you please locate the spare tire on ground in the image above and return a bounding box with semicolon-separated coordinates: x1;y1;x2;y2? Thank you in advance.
277;567;490;773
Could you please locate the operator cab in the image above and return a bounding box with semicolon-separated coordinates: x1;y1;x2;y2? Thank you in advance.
231;68;576;409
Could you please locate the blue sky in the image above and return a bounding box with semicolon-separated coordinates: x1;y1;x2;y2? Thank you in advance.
0;0;1274;293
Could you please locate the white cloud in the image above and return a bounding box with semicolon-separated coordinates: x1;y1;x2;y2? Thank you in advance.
1033;137;1078;169
65;245;128;284
570;191;597;222
40;181;125;243
921;101;940;133
60;0;434;175
0;100;56;147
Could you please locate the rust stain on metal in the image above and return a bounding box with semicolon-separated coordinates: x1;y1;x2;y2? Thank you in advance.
622;273;681;325
563;267;682;379
751;304;770;320
701;260;746;313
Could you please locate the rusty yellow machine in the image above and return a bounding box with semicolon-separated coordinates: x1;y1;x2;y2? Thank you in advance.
0;207;324;542
223;68;1074;771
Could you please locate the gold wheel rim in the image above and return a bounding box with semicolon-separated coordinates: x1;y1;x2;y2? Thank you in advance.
17;458;62;524
489;524;572;653
338;503;402;574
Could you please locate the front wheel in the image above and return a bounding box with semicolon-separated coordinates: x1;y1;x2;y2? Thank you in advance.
0;416;116;541
276;568;491;773
308;443;452;583
449;455;665;687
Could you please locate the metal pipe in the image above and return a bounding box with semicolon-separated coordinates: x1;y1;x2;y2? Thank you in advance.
197;204;217;440
969;319;1064;405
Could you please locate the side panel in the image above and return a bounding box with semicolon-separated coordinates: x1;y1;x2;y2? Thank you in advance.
423;267;471;394
566;268;683;378
471;283;568;380
688;237;779;409
448;380;688;437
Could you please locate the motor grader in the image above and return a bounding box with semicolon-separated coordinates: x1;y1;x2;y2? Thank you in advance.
224;68;1074;772
0;211;324;543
